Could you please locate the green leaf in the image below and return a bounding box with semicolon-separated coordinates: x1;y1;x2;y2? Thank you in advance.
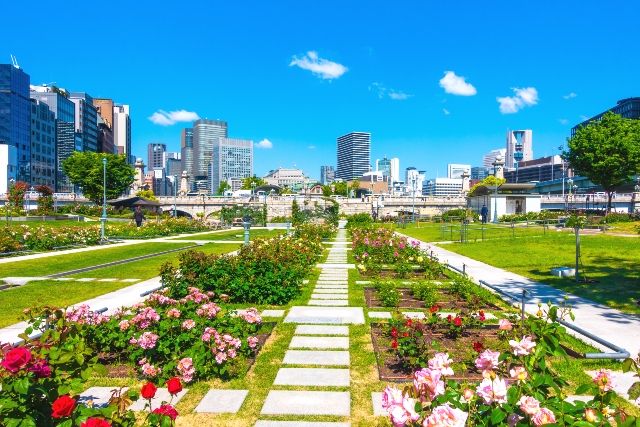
490;407;506;424
574;384;594;395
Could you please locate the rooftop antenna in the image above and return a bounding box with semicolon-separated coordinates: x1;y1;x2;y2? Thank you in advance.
10;54;20;69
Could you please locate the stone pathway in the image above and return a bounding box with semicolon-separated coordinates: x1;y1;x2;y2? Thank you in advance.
258;224;357;426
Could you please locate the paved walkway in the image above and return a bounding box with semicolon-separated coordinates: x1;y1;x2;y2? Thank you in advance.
399;233;640;358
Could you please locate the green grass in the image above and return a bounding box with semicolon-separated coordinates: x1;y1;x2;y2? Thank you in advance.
69;243;240;280
3;219;99;229
606;221;640;235
0;242;193;278
172;228;284;241
443;233;640;314
399;221;551;243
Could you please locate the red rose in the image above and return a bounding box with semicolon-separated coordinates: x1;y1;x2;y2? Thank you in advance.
402;332;409;337
153;404;179;420
454;317;462;327
1;347;32;373
391;340;398;349
81;418;112;427
429;305;439;313
166;377;182;395
473;341;483;352
405;319;413;327
51;394;76;418
390;327;398;338
446;315;452;322
141;382;157;400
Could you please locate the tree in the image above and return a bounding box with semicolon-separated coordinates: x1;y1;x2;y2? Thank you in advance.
62;152;135;205
333;181;348;196
241;176;266;190
564;112;640;212
8;181;28;211
136;189;157;201
468;176;506;196
217;181;231;195
35;185;54;214
321;185;332;197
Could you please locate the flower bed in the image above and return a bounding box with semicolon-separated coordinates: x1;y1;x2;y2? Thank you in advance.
106;218;209;238
378;304;640;426
73;287;266;383
0;224;101;252
161;234;323;305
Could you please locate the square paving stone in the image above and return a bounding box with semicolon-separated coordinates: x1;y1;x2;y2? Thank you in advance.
368;312;392;319
78;386;129;408
295;325;349;335
256;421;351;427
274;368;350;386
310;294;348;300
285;306;365;324
290;336;349;349
194;389;248;413
402;312;425;319
129;388;188;411
283;350;350;366
261;309;285;317
313;288;348;294
371;392;386;416
260;390;350;416
309;299;348;306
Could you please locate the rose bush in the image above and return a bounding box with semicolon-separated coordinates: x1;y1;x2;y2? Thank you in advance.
161;233;323;304
106;218;209;239
0;224;101;252
76;287;263;383
381;303;639;426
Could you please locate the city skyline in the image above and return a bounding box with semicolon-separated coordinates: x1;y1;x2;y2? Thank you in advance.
3;1;639;180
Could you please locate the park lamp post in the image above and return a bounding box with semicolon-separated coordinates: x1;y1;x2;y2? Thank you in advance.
100;157;107;242
492;155;504;223
567;177;573;212
173;174;178;218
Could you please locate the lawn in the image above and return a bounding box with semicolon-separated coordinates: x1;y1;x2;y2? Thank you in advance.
172;228;284;241
442;233;640;314
3;219;99;229
399;221;549;243
0;242;193;278
606;221;640;235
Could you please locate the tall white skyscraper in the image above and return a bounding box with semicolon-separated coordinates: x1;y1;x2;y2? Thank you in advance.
447;163;471;179
482;148;507;168
113;104;132;163
193;119;228;180
210;137;253;193
505;130;533;169
336;132;371;180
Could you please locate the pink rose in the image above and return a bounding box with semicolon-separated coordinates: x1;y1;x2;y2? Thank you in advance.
509;336;536;356
592;369;614;392
531;407;556;426
476;377;508;404
428;352;454;377
518;395;541;415
510;366;528;382
498;318;513;330
474;349;500;375
413;368;445;402
381;385;404;410
423;404;468;427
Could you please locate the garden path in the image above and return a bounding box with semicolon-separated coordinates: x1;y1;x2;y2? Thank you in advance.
398;233;640;359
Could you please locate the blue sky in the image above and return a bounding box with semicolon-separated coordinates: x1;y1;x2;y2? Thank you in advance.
3;1;639;180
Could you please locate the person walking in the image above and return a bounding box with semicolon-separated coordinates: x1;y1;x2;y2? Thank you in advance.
134;206;145;227
480;204;488;224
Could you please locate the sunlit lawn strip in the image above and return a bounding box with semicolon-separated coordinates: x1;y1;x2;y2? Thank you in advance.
172;228;285;241
442;233;640;314
399;221;550;243
0;242;193;278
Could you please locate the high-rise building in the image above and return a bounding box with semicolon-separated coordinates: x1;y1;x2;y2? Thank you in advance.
405;167;426;196
30;85;77;192
166;157;182;179
210;137;253;194
0;64;31;183
69;92;98;153
320;165;335;185
193;119;228;180
376;157;400;183
571;97;640;136
29;99;56;188
482;148;507;168
96;114;115;154
180;128;193;182
447;163;471;179
147;143;166;170
505;130;533;169
113;104;132;163
93;98;114;128
336;132;370;181
504;155;564;183
423;178;463;196
471;166;490;180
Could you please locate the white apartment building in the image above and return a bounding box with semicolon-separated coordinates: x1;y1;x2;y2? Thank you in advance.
447;163;471;179
423;177;463;196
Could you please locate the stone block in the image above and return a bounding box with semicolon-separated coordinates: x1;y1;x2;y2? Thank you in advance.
295;325;349;336
260;390;350;416
273;368;350;387
193;389;248;413
285;306;365;325
368;312;392;319
283;350;350;366
289;336;349;349
308;299;348;306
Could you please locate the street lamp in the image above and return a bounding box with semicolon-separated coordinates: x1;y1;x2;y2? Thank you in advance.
492;154;505;223
173;174;178;217
100;157;107;242
567;177;573;212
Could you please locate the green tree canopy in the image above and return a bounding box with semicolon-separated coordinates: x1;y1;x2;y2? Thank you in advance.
468;175;507;196
564;112;640;211
333;181;348;196
62;152;135;205
136;189;157;201
217;181;231;195
241;176;266;190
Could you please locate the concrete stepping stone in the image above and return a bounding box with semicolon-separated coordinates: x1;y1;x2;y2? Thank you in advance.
194;389;248;413
260;390;350;416
129;388;188;411
76;278;96;282
274;367;350;387
285;306;364;324
313;288;348;294
295;325;349;335
78;386;129;408
316;264;355;269
309;299;348;306
256;421;351;427
315;286;348;291
283;350;350;366
310;294;348;300
371;392;386;416
368;312;392;319
261;309;285;318
402;312;425;320
290;336;349;349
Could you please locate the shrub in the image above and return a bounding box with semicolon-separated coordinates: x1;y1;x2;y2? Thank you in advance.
376;281;400;307
346;213;373;229
106;218;209;238
441;208;479;222
0;224;101;252
411;281;438;306
294;223;336;241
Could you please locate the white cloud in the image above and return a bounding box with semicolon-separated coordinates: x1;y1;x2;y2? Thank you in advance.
308;145;316;150
255;138;273;149
439;71;477;96
148;109;200;126
563;92;577;100
369;82;412;100
443;108;451;115
558;118;569;125
289;51;348;80
496;87;539;114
